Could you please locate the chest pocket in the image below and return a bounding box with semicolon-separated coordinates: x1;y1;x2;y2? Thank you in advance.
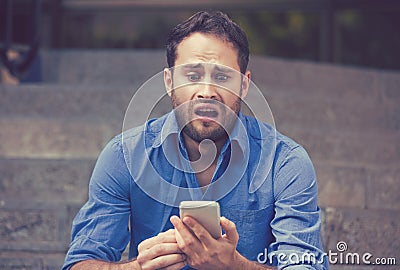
221;205;275;261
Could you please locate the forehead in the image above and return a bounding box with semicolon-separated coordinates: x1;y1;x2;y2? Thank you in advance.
175;32;240;72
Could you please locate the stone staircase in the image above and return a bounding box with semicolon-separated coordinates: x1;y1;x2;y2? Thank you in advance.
1;50;399;269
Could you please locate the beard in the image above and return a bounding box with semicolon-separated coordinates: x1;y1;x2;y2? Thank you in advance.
171;93;241;143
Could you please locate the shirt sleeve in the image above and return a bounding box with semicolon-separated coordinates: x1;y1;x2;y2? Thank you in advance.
269;145;329;270
62;137;132;270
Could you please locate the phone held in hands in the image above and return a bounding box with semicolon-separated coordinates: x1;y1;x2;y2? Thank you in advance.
179;201;221;239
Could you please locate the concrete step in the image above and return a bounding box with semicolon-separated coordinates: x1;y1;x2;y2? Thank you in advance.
1;203;399;267
37;49;400;108
0;198;76;254
250;55;400;103
321;207;400;264
0;116;398;167
0;253;66;270
0;83;173;122
0;158;93;204
0;83;137;121
2;82;398;135
250;56;400;133
282;126;400;168
1;84;399;163
1;156;398;216
0;117;117;159
0;158;94;256
39;49;166;85
264;90;399;134
314;160;400;211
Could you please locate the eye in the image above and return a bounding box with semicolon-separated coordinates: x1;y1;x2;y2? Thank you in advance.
215;73;229;82
187;73;201;82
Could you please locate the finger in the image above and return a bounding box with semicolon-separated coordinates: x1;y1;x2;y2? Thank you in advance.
220;216;239;244
173;227;185;250
182;216;216;246
140;253;186;270
138;229;177;252
161;260;187;270
170;216;201;254
170;216;192;237
140;243;183;262
137;243;183;267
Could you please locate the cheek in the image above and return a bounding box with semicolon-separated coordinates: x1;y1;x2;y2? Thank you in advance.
172;87;200;108
222;92;241;106
171;92;195;116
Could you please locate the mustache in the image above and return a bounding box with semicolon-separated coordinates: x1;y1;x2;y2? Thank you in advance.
191;99;221;106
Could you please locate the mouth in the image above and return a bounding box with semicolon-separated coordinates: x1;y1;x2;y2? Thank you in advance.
193;104;220;120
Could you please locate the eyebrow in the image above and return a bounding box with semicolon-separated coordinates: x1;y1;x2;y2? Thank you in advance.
214;65;234;73
181;63;235;73
182;63;203;69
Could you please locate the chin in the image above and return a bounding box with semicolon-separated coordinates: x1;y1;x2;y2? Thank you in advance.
184;123;227;143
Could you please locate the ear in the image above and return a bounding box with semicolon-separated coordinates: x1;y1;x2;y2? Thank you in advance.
164;68;173;97
240;70;251;99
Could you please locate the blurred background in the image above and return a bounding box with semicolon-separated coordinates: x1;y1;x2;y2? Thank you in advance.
1;0;400;82
1;0;399;269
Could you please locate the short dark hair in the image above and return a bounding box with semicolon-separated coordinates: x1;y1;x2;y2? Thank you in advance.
166;11;249;73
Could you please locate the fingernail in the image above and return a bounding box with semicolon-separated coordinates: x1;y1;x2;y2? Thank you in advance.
170;216;178;224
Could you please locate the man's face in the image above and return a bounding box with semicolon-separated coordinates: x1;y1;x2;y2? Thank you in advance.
164;33;250;143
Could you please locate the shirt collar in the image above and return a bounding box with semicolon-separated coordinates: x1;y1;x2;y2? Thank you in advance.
151;111;180;148
151;111;249;154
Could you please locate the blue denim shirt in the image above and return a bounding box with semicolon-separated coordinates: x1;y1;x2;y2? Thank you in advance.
63;112;328;269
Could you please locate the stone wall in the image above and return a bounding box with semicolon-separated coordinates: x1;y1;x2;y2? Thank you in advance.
0;50;399;269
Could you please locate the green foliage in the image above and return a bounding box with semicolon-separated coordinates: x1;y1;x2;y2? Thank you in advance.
54;10;400;70
336;11;400;70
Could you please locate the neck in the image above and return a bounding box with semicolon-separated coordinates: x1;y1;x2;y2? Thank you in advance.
182;133;227;188
182;133;227;163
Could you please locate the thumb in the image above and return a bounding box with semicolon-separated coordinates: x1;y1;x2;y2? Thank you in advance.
220;216;239;244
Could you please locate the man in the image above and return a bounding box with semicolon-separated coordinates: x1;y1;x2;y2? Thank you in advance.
63;11;328;270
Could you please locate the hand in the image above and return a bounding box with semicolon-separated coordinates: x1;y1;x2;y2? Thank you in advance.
136;229;186;270
170;215;240;270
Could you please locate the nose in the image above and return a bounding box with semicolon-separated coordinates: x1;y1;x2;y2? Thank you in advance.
196;83;217;99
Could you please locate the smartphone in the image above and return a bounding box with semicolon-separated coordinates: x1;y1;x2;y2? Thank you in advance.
179;201;221;239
